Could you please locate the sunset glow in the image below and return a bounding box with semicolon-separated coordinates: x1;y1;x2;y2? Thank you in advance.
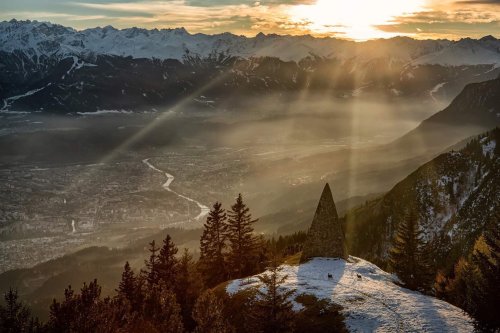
0;0;499;40
289;0;427;40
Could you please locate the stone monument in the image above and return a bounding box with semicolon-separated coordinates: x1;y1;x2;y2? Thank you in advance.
301;183;348;261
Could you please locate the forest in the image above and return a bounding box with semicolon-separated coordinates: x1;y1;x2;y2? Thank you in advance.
0;192;498;332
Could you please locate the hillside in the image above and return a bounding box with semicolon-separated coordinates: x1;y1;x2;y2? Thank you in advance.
388;77;500;157
345;128;499;270
0;227;202;319
226;257;473;332
251;79;500;226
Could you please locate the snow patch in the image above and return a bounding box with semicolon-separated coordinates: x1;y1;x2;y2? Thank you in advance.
482;139;496;156
76;109;133;116
226;257;473;332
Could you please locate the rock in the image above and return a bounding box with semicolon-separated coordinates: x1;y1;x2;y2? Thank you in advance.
301;183;347;261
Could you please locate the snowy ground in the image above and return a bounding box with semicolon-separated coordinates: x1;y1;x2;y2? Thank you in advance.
226;257;473;333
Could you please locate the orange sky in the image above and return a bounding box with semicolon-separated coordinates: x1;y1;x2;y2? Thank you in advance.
1;0;499;40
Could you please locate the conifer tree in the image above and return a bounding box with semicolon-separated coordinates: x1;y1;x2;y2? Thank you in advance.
157;235;179;286
142;284;184;333
48;279;109;333
117;261;140;310
192;289;233;333
176;248;204;331
389;211;432;292
145;240;160;287
199;201;228;286
226;194;259;278
442;257;472;309
468;217;500;331
0;288;37;333
252;257;295;333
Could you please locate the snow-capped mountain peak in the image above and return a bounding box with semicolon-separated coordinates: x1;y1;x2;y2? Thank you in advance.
1;20;499;65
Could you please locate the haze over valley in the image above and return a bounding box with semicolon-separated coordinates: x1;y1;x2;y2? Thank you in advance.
0;14;499;332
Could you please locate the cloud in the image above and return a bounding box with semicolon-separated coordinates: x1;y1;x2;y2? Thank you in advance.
455;0;500;4
67;1;306;35
374;1;500;40
0;0;499;39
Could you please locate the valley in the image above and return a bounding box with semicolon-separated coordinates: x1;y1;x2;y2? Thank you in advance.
0;16;499;332
1;77;498;273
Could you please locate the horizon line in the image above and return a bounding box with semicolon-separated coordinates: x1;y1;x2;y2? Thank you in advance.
3;18;499;43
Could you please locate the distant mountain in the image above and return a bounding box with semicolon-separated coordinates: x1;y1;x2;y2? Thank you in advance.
255;78;500;218
2;20;499;65
389;77;500;157
1;19;500;112
345;128;499;272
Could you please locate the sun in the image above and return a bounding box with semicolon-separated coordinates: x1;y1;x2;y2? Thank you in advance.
288;0;427;41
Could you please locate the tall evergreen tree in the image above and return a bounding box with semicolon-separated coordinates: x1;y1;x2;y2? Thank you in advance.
117;261;140;311
0;288;37;333
145;240;161;287
176;248;204;331
142;284;184;333
48;280;109;333
192;290;233;333
199;201;229;287
157;235;179;286
468;216;500;331
252;257;295;333
226;194;259;278
439;257;473;310
389;211;432;291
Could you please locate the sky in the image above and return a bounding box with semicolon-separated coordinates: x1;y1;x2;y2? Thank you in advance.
1;0;499;41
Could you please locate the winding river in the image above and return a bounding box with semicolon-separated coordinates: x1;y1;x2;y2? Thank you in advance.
142;158;210;222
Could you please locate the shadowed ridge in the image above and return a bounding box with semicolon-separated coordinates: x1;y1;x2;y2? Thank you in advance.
301;183;348;262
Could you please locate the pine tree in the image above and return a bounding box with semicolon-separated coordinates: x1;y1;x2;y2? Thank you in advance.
468;216;500;331
389;211;432;291
192;290;233;333
199;201;228;287
157;235;179;286
48;286;76;332
117;261;140;311
252;257;295;333
143;284;184;333
176;248;204;331
0;288;36;333
443;257;472;310
227;194;259;278
145;240;161;287
48;279;108;333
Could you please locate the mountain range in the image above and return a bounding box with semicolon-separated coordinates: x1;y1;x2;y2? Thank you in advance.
1;19;500;112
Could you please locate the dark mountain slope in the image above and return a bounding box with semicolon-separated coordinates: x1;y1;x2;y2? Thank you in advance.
252;77;500;219
345;128;500;272
388;77;500;157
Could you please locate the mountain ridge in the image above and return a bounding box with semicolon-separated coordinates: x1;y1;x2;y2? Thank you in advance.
1;19;500;112
345;128;499;272
1;19;499;64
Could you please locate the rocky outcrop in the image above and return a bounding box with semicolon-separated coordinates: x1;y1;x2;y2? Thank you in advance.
301;183;347;261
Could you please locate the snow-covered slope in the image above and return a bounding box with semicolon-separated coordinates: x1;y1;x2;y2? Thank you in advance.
226;257;473;332
413;37;500;66
1;19;499;65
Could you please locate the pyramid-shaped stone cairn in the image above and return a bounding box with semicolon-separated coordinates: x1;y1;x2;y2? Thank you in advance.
301;183;348;262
